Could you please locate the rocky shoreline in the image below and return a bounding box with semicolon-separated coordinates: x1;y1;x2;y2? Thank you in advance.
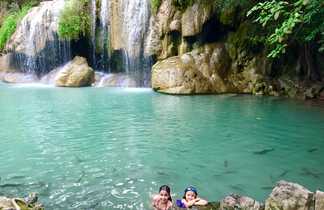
1;181;322;210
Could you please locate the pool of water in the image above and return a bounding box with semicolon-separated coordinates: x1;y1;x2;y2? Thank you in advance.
0;82;324;209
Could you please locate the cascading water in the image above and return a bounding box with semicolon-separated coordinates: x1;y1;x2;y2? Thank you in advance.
95;0;110;71
90;0;97;66
120;0;151;86
11;0;71;76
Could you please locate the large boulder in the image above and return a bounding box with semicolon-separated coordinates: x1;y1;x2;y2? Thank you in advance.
55;56;95;87
265;180;314;210
152;56;212;94
220;194;263;210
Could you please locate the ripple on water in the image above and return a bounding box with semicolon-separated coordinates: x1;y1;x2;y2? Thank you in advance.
0;87;324;209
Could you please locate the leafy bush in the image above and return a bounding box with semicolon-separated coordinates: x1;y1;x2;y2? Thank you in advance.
58;0;90;40
0;1;34;50
247;0;324;58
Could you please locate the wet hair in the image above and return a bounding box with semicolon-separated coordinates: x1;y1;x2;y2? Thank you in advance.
159;185;172;201
183;186;198;199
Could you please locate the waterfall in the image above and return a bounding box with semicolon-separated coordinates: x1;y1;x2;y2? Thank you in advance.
90;0;97;66
98;0;110;71
12;0;71;75
120;0;151;75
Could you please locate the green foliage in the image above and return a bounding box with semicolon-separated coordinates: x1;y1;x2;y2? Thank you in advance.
0;1;35;50
247;0;324;58
58;0;90;40
151;0;161;14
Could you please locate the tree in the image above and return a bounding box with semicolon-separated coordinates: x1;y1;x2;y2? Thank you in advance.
247;0;324;80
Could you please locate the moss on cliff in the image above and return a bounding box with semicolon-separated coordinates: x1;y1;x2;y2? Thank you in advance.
0;1;36;51
58;0;91;40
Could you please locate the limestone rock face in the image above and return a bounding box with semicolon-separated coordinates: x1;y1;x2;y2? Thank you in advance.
152;43;266;94
144;0;175;57
315;191;324;210
265;180;314;210
152;56;211;94
145;0;214;58
55;56;95;87
221;194;263;210
181;2;214;37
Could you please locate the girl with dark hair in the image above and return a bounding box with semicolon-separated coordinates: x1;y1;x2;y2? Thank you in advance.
152;185;173;210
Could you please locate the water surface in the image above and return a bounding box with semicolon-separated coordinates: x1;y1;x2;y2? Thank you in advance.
0;82;323;209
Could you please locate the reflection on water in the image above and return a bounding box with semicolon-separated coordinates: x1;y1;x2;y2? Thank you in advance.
0;84;324;209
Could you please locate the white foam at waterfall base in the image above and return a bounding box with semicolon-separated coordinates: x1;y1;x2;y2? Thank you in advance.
95;72;138;88
10;83;54;88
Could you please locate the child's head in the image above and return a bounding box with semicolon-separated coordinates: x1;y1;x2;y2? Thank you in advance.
183;186;198;201
159;185;172;202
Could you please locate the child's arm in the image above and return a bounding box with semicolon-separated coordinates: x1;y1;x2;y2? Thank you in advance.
194;197;208;206
181;198;196;208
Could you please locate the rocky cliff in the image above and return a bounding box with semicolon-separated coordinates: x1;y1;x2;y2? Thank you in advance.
147;0;324;99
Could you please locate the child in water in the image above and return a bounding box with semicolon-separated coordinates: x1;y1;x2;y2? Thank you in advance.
152;185;173;210
178;186;208;208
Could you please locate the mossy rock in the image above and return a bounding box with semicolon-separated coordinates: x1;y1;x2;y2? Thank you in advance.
226;21;264;59
219;5;237;26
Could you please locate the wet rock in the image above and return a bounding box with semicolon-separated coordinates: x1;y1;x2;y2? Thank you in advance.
55;56;95;87
0;195;43;210
220;194;263;210
1;72;38;83
315;191;324;210
265;180;314;210
319;89;324;100
0;54;15;72
40;68;60;85
304;84;324;99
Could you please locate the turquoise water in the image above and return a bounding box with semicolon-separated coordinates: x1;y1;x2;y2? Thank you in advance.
0;82;324;209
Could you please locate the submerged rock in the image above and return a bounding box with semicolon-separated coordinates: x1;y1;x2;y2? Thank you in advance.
220;194;263;210
265;180;314;210
0;194;43;210
55;56;95;87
